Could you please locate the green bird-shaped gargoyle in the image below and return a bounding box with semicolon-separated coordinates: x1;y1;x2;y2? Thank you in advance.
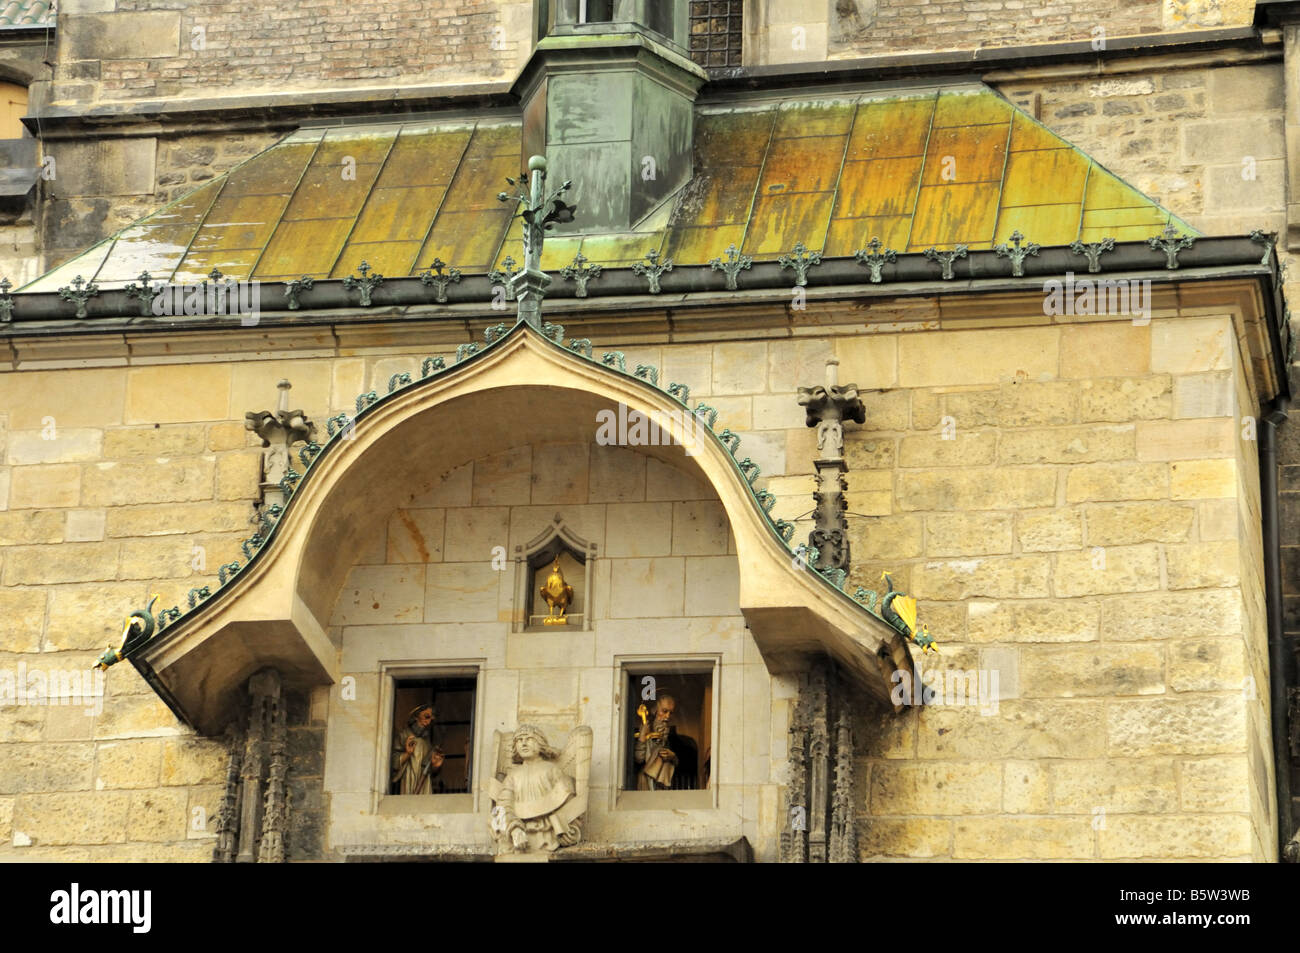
879;571;939;656
94;594;160;671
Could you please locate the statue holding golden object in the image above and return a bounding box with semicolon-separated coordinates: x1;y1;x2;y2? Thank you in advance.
539;556;574;625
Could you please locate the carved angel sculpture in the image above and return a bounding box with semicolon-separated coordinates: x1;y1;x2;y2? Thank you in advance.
487;724;592;854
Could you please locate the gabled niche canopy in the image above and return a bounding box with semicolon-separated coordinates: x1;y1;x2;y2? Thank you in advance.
515;514;597;631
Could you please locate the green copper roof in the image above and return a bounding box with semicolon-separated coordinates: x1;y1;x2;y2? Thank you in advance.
21;87;1198;292
0;1;52;26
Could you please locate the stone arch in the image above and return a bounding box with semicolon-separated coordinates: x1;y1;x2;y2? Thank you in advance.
137;326;908;733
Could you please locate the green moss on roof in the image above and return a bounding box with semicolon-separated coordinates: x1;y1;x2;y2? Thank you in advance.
22;88;1198;292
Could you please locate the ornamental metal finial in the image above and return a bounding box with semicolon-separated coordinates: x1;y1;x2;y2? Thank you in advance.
58;275;101;318
1148;223;1195;270
124;271;162;316
420;258;462;303
560;252;602;298
497;154;576;328
488;256;520;302
283;276;314;310
632;248;672;294
1068;237;1116;274
993;230;1040;277
922;245;968;280
343;260;384;306
778;241;822;287
853;237;897;283
710;243;753;291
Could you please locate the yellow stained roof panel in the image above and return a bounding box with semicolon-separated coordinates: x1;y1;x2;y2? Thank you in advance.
23;90;1200;293
834;156;923;220
1002;149;1089;208
909;182;1001;250
743;192;835;258
255;219;355;279
993;205;1083;246
922;123;1010;186
758;134;847;195
346;186;448;246
846;96;935;161
824;215;912;257
684;167;762;226
188;191;290;252
773;101;856;139
328;241;425;279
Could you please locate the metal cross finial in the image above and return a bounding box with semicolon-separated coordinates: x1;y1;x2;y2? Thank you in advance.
207;267;226;286
632;248;672;294
853;237;897;283
710;243;753;291
560;252;602;298
922;245;968;280
488;256;520;302
342;260;384;306
497;154;576;328
778;241;823;287
124;271;162;316
0;277;12;323
993;230;1040;277
283;276;314;310
1068;237;1116;274
58;275;101;318
419;258;462;303
1148;223;1195;270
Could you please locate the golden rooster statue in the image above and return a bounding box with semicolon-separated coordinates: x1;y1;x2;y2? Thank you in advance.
539;556;574;625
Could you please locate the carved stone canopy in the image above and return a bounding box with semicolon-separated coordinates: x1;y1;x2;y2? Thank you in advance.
131;327;911;734
244;379;317;508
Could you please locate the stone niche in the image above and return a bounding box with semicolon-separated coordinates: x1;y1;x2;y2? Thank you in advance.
321;439;793;861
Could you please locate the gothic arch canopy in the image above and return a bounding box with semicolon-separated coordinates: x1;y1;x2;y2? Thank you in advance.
133;323;912;733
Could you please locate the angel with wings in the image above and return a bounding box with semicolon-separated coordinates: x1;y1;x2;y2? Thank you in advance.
487;724;592;854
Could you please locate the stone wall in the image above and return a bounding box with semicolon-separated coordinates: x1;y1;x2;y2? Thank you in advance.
750;0;1254;66
322;436;785;858
55;0;533;104
39;130;281;271
995;60;1300;845
0;296;1277;860
822;315;1269;860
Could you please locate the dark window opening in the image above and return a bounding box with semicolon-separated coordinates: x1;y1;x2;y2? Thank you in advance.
689;0;743;69
623;667;713;791
390;677;476;795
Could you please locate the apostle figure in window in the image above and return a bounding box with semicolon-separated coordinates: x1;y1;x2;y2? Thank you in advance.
391;704;445;794
635;693;698;790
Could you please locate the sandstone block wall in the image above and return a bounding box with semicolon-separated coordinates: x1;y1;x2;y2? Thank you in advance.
749;0;1253;66
821;315;1270;860
0;305;1274;859
322;438;787;859
55;0;533;103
